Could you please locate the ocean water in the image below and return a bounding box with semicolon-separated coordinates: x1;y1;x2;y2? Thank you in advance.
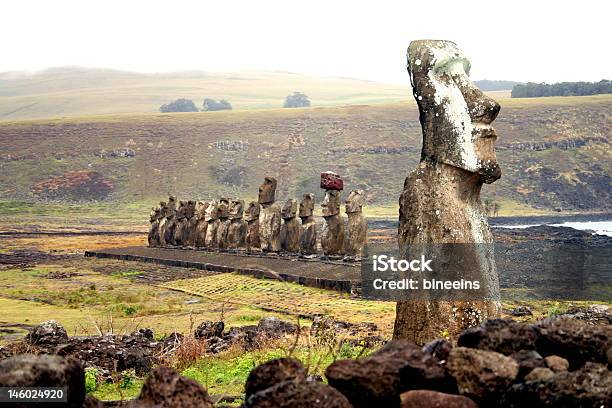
495;220;612;237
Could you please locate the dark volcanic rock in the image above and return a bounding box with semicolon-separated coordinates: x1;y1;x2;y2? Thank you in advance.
533;316;612;368
245;358;307;398
400;390;478;408
136;366;213;408
256;317;297;336
26;320;68;346
502;362;612;407
510;349;546;380
457;318;538;355
447;347;518;402
508;305;533;317
325;340;454;408
116;348;152;376
245;380;352;408
524;367;554;382
194;321;225;339
0;354;85;407
422;339;452;362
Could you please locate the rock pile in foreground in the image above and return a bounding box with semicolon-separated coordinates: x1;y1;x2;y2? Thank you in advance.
0;313;609;407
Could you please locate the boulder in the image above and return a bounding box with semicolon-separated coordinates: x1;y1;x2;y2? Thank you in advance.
524;367;554;382
244;380;352;408
245;358;307;398
544;355;569;372
509;350;546;380
116;348;152;376
194;321;225;339
25;320;68;346
0;354;85;407
136;366;213;408
422;339;452;362
256;317;297;337
457;319;538;355
446;347;518;402
400;390;478;408
326;340;455;408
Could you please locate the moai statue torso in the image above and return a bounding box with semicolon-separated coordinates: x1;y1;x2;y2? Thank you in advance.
227;199;247;249
280;199;301;253
320;173;345;257
148;205;162;247
258;177;282;252
173;200;188;246
216;198;231;249
204;200;220;248
299;193;317;256
344;189;367;260
194;201;210;248
159;196;177;246
245;201;261;252
394;40;502;345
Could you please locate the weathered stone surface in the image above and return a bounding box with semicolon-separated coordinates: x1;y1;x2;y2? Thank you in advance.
299;193;317;255
280;199;301;253
446;347;518;402
457;318;539;355
136;366;213;408
422;339;452;362
501;362;612;407
227;199;247;249
400;390;478;408
216;198;231;249
158;196;177;246
184;200;197;246
26;320;68;345
533;316;612;368
258;176;277;205
245;380;352;408
256;317;297;336
204;199;220;248
116;347;152;376
245;358;307;398
0;354;85;407
321;171;344;191
258;177;282;252
148;204;162;247
245;201;261;251
544;355;569;372
194;200;210;247
326;340;454;408
321;190;344;256
394;40;502;344
344;189;367;259
524;367;554;382
194;321;224;339
173;200;188;246
510;349;546;380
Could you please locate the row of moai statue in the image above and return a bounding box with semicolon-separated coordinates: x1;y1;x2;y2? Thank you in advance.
148;173;367;260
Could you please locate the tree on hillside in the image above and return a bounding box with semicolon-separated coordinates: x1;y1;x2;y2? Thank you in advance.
159;98;199;113
202;98;232;111
511;80;611;98
283;92;311;108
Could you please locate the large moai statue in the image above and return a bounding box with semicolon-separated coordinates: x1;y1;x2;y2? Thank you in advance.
344;189;367;261
393;40;502;344
245;201;261;252
204;199;220;248
148;204;162;247
320;172;345;257
173;200;188;246
194;200;210;247
184;200;198;246
227;199;247;249
159;196;177;246
216;198;231;249
258;177;282;252
299;193;317;257
280;199;301;253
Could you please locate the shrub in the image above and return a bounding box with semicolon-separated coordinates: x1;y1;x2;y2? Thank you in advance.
283;92;311;108
159;98;199;113
202;98;232;111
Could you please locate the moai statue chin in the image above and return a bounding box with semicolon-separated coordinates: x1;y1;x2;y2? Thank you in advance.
245;201;261;252
194;201;210;248
227;199;247;249
216;198;231;249
280;199;300;253
258;177;282;252
173;200;188;246
320;174;345;257
299;193;317;257
184;200;197;247
204;199;220;248
394;40;502;345
148;204;162;247
159;196;177;246
344;189;367;261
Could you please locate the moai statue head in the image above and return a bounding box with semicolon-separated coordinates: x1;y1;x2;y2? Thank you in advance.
299;193;315;218
176;200;187;220
195;201;210;220
345;189;365;214
150;205;161;223
229;199;245;220
158;201;167;217
186;200;196;219
281;199;298;220
166;196;177;218
258;176;277;204
245;201;260;222
407;40;501;184
217;198;230;219
205;199;220;222
321;190;341;217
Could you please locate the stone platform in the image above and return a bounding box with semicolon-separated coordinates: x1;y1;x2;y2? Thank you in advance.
85;246;361;294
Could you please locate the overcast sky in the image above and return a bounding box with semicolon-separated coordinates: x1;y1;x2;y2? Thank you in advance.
2;0;610;85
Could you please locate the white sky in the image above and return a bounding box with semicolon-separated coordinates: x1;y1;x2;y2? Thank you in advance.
2;0;610;85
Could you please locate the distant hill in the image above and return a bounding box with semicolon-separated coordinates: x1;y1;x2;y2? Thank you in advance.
474;80;521;91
